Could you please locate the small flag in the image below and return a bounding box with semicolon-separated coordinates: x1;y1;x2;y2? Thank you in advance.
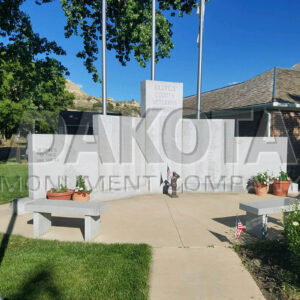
160;174;163;186
167;165;171;181
235;217;246;239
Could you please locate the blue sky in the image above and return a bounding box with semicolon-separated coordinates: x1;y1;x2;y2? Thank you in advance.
20;0;300;102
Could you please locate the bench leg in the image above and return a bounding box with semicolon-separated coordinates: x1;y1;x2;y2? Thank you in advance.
245;212;268;239
33;212;51;237
85;215;100;241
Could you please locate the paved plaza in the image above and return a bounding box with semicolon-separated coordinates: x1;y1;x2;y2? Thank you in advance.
0;193;290;299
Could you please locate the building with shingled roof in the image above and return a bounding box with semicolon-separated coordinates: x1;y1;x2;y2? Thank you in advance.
183;65;300;182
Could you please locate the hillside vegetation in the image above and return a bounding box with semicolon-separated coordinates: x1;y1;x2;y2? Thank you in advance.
65;80;140;117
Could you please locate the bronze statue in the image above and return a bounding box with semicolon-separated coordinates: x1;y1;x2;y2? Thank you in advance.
171;172;180;198
163;180;170;195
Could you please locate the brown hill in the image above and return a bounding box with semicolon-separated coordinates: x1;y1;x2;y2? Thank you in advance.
65;79;140;116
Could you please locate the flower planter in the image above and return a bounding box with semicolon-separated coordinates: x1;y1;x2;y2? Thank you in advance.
254;182;269;196
272;180;291;197
47;189;74;200
72;192;90;202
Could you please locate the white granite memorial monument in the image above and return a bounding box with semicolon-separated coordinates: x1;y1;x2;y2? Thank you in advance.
25;80;290;202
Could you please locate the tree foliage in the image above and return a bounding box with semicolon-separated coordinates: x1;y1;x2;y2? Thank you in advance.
0;0;74;138
0;55;75;138
0;0;66;58
0;0;204;137
37;0;200;82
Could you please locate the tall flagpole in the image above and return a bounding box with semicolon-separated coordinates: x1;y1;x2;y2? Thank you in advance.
196;0;205;119
102;0;107;115
151;0;156;80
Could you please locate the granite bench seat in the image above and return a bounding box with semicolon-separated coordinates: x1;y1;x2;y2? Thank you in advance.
239;198;297;239
26;200;108;241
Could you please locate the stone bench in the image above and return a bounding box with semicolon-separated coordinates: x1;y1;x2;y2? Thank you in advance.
239;198;297;239
26;200;108;241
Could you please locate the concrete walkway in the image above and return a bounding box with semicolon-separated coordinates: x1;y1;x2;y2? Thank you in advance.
0;193;287;299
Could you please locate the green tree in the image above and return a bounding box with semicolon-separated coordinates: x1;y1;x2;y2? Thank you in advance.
37;0;201;82
0;0;74;138
0;0;206;137
0;1;66;60
0;56;74;138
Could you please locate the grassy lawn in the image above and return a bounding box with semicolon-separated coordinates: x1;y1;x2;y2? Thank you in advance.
234;240;300;300
0;233;152;300
0;163;28;205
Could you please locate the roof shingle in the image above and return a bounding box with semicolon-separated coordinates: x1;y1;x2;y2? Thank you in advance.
183;67;300;116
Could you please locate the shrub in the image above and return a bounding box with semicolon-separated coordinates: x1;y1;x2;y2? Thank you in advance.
93;102;101;108
283;201;300;272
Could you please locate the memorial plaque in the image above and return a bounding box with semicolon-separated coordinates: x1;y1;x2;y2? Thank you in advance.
140;80;183;116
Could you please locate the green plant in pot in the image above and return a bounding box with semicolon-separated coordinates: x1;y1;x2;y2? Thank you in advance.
272;170;291;197
73;175;92;202
47;184;74;200
253;171;270;196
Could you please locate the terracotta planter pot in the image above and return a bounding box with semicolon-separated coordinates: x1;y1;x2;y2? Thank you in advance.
272;180;291;197
254;182;269;196
72;192;90;202
47;189;74;200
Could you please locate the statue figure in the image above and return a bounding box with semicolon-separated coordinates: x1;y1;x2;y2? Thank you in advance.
163;180;170;195
171;172;180;198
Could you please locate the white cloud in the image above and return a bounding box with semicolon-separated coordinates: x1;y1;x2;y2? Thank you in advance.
228;81;239;86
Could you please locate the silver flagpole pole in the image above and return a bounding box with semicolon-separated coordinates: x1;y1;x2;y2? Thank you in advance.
151;0;156;80
196;0;205;119
102;0;107;115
